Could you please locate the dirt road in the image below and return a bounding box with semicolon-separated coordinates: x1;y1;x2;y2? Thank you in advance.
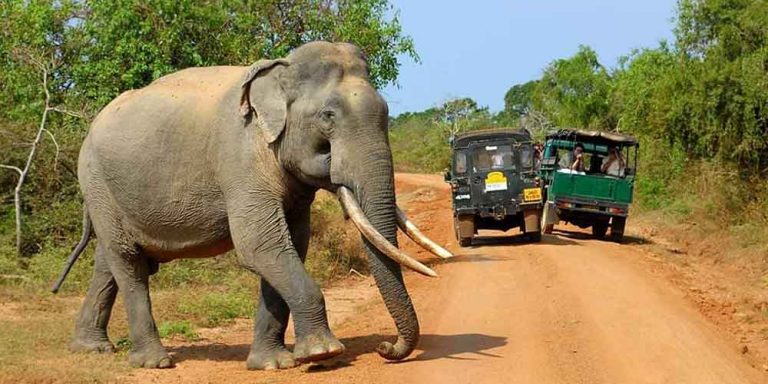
125;173;767;384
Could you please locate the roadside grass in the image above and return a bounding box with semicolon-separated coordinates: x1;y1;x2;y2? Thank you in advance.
0;190;366;382
158;320;199;341
635;160;768;259
0;288;131;383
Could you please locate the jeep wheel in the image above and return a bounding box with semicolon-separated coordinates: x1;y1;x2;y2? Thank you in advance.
541;202;555;234
592;221;609;238
455;215;475;248
611;217;626;243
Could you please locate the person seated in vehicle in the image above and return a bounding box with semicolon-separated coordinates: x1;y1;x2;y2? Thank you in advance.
491;151;504;169
601;146;625;176
569;143;585;172
588;153;603;174
533;144;543;171
474;151;491;171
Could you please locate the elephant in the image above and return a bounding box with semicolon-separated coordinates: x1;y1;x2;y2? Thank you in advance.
51;41;453;370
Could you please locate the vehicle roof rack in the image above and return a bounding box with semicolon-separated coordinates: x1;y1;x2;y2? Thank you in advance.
452;128;532;147
545;128;638;146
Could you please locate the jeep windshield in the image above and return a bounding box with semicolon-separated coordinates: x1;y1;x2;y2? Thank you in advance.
472;144;517;172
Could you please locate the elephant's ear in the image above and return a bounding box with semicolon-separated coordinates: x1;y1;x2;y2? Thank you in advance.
239;59;290;143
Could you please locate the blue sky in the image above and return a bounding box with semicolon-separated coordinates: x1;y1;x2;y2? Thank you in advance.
381;0;677;116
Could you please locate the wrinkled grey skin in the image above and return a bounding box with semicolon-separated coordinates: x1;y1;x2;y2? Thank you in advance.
70;41;418;370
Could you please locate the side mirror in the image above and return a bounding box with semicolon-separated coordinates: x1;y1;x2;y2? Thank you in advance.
443;168;452;182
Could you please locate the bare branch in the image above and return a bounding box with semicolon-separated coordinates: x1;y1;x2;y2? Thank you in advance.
42;129;60;172
0;164;23;176
4;50;55;256
49;106;86;119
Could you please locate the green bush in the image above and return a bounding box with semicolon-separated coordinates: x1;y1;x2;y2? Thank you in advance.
176;287;254;328
158;320;199;341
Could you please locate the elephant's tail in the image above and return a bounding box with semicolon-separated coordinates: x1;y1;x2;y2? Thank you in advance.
51;207;93;294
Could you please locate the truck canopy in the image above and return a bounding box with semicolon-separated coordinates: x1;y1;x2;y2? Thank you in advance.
545;129;638;147
452;128;533;148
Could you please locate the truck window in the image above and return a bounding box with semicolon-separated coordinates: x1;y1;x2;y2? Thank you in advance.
472;145;516;172
455;152;467;173
520;144;533;169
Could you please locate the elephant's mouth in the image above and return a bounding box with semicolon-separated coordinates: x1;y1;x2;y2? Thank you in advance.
299;153;331;180
336;186;453;277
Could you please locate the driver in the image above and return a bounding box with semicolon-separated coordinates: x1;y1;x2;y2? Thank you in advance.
491;152;504;169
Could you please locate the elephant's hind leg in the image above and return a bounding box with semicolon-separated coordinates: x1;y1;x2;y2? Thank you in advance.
106;246;172;369
70;243;118;354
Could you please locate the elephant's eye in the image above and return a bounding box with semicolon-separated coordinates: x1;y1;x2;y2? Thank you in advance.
320;110;335;122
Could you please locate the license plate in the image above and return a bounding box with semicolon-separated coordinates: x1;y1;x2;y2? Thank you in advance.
523;188;542;202
582;205;599;211
485;172;508;192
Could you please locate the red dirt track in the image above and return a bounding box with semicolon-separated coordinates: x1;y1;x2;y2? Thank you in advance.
123;173;767;384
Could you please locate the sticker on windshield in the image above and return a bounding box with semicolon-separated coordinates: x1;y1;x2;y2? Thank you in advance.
484;172;508;192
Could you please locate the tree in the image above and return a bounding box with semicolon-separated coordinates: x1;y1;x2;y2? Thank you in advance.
68;0;418;110
501;80;538;120
434;97;490;138
0;50;77;256
670;0;768;169
532;45;616;130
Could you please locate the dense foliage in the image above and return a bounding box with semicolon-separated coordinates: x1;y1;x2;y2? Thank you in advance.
0;1;415;275
389;98;495;172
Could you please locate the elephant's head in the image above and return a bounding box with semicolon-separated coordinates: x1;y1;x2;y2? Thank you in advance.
239;41;450;361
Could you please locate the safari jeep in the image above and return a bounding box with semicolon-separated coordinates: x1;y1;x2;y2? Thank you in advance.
445;128;543;246
539;129;639;242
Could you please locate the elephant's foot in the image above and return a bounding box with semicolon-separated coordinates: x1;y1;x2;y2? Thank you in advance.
69;334;116;354
247;346;297;370
293;330;345;363
129;345;173;369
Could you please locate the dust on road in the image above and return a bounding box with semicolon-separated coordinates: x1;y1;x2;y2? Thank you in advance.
123;173;767;384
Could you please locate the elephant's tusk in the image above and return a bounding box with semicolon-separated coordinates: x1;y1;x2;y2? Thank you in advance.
395;206;454;259
337;186;438;278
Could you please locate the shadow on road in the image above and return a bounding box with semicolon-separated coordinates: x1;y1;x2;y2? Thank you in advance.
412;333;507;361
554;228;651;246
315;332;508;370
470;234;534;247
622;234;652;245
466;233;580;247
166;332;506;370
441;253;510;264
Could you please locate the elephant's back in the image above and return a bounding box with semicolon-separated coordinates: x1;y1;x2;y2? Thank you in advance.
85;65;247;168
149;66;246;95
92;66;246;128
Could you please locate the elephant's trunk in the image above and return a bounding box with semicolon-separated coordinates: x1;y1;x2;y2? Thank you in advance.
338;188;436;277
348;147;420;361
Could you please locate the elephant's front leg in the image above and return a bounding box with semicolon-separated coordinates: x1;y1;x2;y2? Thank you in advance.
231;202;343;369
247;205;312;370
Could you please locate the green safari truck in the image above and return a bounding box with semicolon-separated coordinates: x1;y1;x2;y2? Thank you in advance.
539;129;639;242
